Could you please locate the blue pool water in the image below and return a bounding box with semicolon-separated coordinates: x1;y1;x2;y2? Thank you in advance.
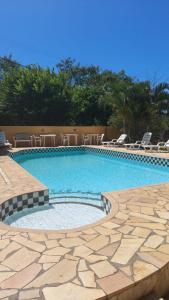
15;151;169;195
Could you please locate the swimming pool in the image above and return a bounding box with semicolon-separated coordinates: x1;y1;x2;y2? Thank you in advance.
6;147;169;229
14;149;169;195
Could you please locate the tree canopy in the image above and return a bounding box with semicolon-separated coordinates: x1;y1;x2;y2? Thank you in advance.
0;55;169;140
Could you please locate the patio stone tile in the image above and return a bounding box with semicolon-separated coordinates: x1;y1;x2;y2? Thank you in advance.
26;259;78;287
11;236;46;253
133;260;158;281
144;235;164;249
97;271;133;294
0;239;10;250
126;222;166;230
132;227;151;238
19;289;40;299
78;259;88;271
66;232;81;238
80;234;98;241
129;212;167;224
141;207;154;216
59;237;84;248
115;212;129;221
117;225;133;234
158;244;169;254
0;242;21;262
140;246;156;252
72;278;81;285
43;246;71;256
153;230;168;236
156;211;169;219
0;272;15;284
28;233;47;242
0;265;11;272
82;229;96;234
42;283;105;300
97;242;119;257
0;263;42;289
64;254;80;261
120;265;132;276
110;233;122;243
138;251;169;268
86;235;109;251
85;255;107;263
73;246;93;258
90;261;116;278
39;255;61;263
2;247;40;271
111;238;145;265
102;222;120;229
43;263;55;270
79;271;96;287
47;233;65;239
45;240;59;249
0;289;18;299
94;226;117;236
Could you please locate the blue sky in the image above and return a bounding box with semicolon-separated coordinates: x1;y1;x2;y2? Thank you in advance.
0;0;169;81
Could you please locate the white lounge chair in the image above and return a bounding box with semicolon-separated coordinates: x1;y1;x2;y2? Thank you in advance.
13;133;32;148
102;134;127;146
125;132;152;149
143;140;169;152
0;132;12;149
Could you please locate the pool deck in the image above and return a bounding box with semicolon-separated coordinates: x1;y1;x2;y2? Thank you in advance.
0;147;169;299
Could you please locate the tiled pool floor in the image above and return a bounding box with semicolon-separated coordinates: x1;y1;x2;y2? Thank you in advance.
1;147;169;299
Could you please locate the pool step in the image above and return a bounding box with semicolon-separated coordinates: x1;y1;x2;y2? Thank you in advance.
49;192;102;209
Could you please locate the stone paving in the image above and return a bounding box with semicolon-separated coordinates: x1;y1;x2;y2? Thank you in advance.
0;148;169;299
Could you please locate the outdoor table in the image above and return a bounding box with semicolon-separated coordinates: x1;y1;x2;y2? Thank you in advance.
87;133;99;145
40;134;56;147
64;133;78;145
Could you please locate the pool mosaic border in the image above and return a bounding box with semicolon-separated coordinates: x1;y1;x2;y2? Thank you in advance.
9;146;169;168
0;189;49;221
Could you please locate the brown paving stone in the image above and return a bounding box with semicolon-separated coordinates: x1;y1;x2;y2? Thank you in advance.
158;244;169;254
43;246;71;256
117;225;134;234
86;235;109;251
78;259;88;271
111;238;144;265
72;278;81;285
132;227;151;238
102;222;120;229
42;283;105;300
144;235;164;249
80;234;98;241
19;289;40;299
133;260;158;281
115;212;129;221
79;271;96;287
0;265;11;272
2;247;40;271
140;246;156;252
73;245;93;258
97;271;133;294
90;260;117;278
64;254;79;261
45;239;59;249
0;242;21;262
129;212;167;224
38;255;61;263
59;237;84;248
0;263;42;289
0;272;15;284
43;263;55;270
66;232;81;238
26;259;78;288
11;236;46;253
47;233;65;239
97;242;119;257
0;289;18;299
110;233;122;243
94;226;117;236
0;239;10;250
126;222;166;230
28;233;47;242
141;207;154;216
85;255;107;263
138;251;169;268
120;265;132;276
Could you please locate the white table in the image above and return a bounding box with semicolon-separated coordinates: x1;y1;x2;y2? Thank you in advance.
63;134;78;145
40;134;56;147
87;134;99;145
